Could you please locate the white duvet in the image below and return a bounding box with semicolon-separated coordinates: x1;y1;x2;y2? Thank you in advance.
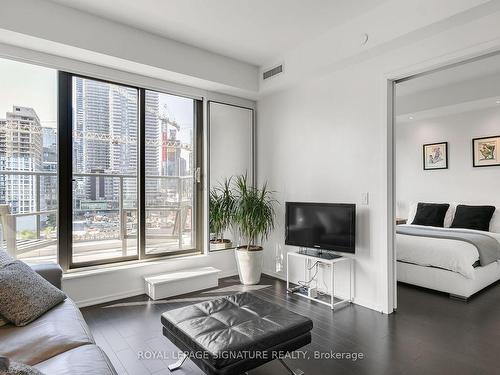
396;225;500;279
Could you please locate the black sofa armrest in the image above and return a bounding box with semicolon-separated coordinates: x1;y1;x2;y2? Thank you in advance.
31;263;63;290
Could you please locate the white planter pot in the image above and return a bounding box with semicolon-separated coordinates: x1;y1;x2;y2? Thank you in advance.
209;240;233;251
235;248;263;285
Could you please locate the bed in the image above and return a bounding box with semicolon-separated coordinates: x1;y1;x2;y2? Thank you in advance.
396;204;500;299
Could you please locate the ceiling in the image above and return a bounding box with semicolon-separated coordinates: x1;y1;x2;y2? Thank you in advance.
49;0;386;66
395;53;500;123
396;53;500;97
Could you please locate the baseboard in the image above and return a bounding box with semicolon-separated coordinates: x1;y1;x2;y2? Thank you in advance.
75;288;145;308
262;269;286;281
218;269;239;279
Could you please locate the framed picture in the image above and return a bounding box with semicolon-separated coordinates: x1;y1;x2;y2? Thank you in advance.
423;142;448;170
473;135;500;167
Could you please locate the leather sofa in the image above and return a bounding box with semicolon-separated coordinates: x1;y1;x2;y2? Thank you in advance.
0;263;117;375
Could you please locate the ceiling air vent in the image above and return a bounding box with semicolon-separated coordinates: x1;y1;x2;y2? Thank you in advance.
263;64;283;80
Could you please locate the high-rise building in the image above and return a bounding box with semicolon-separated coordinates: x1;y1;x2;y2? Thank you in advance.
41;127;57;212
73;78;112;207
145;91;160;205
73;78;141;209
0;106;43;214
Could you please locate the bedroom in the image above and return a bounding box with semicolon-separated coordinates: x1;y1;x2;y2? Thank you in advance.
394;52;500;303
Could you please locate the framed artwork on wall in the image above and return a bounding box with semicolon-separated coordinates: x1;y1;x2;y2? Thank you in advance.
473;135;500;167
423;142;448;170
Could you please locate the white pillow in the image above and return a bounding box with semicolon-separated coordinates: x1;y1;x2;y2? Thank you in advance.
406;202;455;227
444;203;457;228
406;202;418;224
489;209;500;233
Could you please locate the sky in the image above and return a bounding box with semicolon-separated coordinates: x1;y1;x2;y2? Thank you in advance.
0;57;57;126
158;93;194;144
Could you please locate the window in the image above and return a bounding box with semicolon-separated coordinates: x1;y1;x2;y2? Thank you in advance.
0;58;58;264
0;58;203;270
71;77;139;265
144;91;195;254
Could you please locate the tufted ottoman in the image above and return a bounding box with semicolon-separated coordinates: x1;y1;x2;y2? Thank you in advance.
161;292;313;375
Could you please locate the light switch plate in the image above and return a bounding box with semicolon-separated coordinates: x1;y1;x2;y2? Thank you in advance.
361;192;369;205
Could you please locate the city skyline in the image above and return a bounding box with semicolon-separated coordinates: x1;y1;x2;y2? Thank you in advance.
0;57;195;131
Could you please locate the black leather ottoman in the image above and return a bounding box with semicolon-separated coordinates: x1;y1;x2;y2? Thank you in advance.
161;292;313;375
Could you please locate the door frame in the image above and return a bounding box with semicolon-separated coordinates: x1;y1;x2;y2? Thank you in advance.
385;47;500;312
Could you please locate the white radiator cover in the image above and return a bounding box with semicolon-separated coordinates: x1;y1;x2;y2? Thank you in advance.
143;266;221;300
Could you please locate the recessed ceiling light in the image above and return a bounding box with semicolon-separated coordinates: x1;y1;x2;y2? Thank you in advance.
496;100;500;104
409;116;414;120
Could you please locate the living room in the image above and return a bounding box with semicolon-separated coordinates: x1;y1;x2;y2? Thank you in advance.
2;1;500;374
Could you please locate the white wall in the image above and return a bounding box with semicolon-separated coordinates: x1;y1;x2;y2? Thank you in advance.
257;2;500;313
396;107;500;218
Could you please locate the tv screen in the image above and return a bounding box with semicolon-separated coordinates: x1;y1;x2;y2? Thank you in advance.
285;202;356;253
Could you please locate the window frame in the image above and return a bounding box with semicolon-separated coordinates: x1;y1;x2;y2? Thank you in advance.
58;72;203;270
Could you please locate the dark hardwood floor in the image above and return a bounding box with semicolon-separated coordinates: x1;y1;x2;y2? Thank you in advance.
81;275;500;375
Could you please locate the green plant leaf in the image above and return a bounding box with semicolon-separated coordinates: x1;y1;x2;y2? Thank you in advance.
233;174;277;249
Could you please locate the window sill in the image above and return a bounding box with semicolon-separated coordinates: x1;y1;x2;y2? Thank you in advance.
63;251;204;280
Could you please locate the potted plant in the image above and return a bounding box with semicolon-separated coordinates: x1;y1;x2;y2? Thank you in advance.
209;178;236;250
233;174;277;285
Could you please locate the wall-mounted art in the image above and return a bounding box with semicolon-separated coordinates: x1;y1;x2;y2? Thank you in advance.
423;142;448;170
473;136;500;167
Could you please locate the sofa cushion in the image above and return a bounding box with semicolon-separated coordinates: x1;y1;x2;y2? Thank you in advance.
0;299;94;366
0;260;66;326
33;345;117;375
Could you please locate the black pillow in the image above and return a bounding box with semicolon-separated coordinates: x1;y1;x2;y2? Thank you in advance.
451;205;496;231
411;203;450;227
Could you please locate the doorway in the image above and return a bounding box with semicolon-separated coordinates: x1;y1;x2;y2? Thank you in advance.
391;51;500;309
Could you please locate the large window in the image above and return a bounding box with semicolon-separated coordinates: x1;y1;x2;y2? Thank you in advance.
0;57;202;269
0;58;58;264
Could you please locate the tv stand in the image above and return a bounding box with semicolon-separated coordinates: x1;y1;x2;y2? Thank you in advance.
287;249;353;310
297;248;342;260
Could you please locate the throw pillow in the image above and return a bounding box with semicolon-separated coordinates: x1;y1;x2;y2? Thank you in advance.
451;205;496;231
0;251;14;326
0;260;66;326
0;250;13;267
411;202;450;227
0;357;44;375
0;313;9;327
407;202;455;227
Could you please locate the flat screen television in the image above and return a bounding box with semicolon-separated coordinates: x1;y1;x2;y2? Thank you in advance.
285;202;356;253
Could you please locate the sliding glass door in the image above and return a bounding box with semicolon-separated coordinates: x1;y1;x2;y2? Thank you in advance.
71;77;139;265
55;72;202;269
144;91;195;255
